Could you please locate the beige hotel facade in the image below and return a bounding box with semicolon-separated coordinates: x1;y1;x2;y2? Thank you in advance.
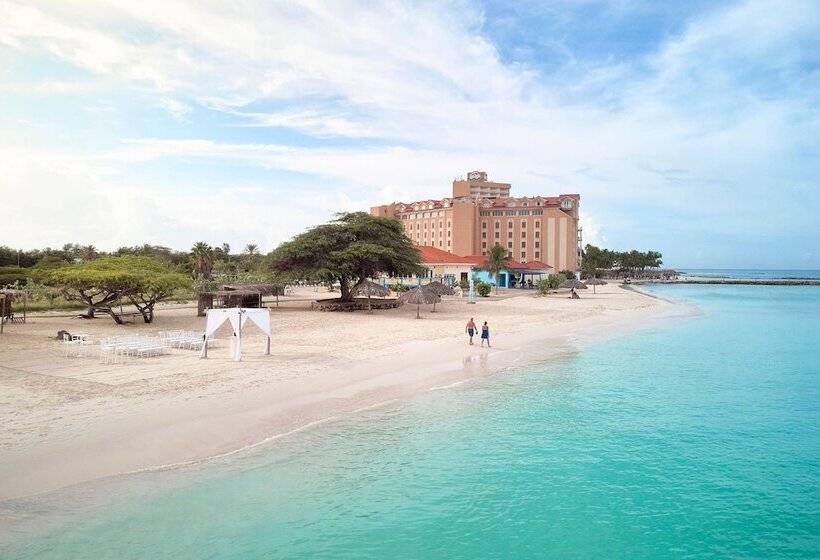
371;171;581;271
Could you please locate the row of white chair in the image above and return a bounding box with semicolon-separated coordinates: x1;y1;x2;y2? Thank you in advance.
157;330;207;350
99;336;167;364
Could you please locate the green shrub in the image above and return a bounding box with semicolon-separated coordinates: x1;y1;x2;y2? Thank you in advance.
476;281;491;297
458;278;470;290
390;283;410;293
559;269;576;280
536;278;551;295
0;266;28;287
547;273;567;290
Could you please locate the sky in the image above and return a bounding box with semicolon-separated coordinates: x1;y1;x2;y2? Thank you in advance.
0;0;818;269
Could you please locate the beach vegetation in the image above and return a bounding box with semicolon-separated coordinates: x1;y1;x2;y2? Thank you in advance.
536;278;551;295
458;278;470;290
190;242;216;278
269;212;422;303
581;244;663;278
476;281;492;297
559;269;576;279
546;273;567;290
478;244;512;293
42;256;190;323
0;266;29;287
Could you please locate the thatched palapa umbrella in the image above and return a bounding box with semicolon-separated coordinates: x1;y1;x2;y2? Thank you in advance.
424;281;455;297
351;279;390;313
584;278;607;293
398;287;441;319
558;279;588;290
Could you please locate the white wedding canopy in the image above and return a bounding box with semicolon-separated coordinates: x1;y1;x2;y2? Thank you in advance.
200;308;271;361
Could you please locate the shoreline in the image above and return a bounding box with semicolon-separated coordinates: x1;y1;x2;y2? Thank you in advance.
0;285;688;509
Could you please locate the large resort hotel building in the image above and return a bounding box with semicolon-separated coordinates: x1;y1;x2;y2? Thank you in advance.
371;171;581;272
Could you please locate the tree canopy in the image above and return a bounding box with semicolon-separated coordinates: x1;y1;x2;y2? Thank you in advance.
268;212;422;302
581;244;663;277
42;256;190;323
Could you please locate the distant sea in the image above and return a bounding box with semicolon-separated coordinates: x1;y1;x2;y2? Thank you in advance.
680;268;820;280
2;284;819;559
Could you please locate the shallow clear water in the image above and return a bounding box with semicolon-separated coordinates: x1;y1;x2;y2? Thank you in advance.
680;268;820;280
3;285;819;559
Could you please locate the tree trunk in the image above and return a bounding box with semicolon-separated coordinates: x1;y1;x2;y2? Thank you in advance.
197;294;212;316
83;305;96;318
135;304;153;323
95;307;124;325
339;277;351;302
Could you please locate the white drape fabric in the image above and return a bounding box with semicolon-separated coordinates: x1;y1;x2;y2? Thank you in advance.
201;308;271;361
242;309;271;336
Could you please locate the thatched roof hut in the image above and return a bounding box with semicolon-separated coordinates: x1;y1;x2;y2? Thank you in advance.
558;279;588;290
351;280;390;298
398;287;441;318
583;278;607;293
222;284;284;296
424;281;455;296
351;280;391;313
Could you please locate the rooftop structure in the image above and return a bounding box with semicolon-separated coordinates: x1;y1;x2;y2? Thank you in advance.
371;171;581;271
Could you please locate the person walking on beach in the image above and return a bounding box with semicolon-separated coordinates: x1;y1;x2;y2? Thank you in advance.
480;321;490;347
465;318;476;345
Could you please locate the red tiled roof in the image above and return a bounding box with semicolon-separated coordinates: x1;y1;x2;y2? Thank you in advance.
416;245;479;265
512;260;554;271
417;247;553;271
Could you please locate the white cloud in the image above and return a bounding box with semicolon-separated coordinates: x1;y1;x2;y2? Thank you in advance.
0;0;818;264
157;98;192;121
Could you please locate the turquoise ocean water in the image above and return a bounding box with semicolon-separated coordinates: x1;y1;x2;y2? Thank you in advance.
2;284;819;559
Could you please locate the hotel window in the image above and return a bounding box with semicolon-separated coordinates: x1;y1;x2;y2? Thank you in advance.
535;251;540;259
535;241;540;248
439;221;443;228
482;221;487;229
521;242;526;248
482;232;487;239
495;232;500;239
494;221;500;229
416;224;420;230
447;221;451;227
521;221;526;228
439;240;443;247
482;242;487;249
447;241;451;247
521;252;526;260
508;231;513;239
521;231;526;238
448;231;451;237
423;223;427;229
535;231;540;238
535;220;540;228
508;221;513;228
507;242;513;249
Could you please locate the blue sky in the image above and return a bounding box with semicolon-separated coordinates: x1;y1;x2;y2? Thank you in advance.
0;0;818;268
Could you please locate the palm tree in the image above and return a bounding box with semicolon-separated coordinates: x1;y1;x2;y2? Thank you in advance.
479;244;512;294
244;243;259;256
191;242;214;278
79;244;99;262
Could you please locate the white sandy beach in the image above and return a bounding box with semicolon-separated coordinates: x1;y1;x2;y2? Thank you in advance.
0;284;678;503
